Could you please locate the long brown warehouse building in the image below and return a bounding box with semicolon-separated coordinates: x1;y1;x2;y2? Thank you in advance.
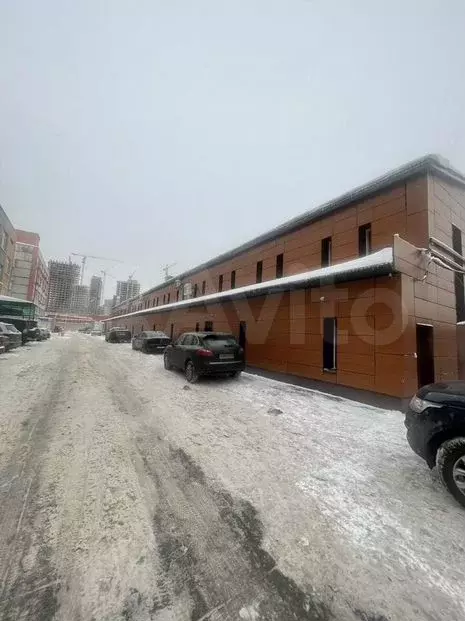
107;154;465;399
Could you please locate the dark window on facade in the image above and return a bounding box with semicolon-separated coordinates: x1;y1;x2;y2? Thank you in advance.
453;225;465;322
204;321;213;332
176;289;179;301
202;280;206;295
359;223;372;256
156;297;159;306
218;274;223;292
170;323;174;339
167;293;170;303
231;270;236;289
321;237;332;267
276;253;284;278
193;283;198;297
323;318;337;370
195;322;200;332
256;261;263;283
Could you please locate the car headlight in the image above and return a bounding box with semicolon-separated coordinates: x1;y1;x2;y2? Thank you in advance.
409;395;441;413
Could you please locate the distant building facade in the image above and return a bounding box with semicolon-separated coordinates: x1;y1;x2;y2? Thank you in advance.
0;206;16;295
89;275;103;314
116;279;140;303
71;284;90;315
9;230;49;314
102;298;113;316
47;260;80;313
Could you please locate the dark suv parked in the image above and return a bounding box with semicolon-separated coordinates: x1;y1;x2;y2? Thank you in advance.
132;331;171;353
164;332;245;383
405;381;465;508
105;327;132;343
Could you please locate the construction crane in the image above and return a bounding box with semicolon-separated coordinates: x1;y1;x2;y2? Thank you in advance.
71;253;123;285
162;263;176;282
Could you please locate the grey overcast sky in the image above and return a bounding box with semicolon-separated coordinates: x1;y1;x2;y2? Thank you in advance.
1;0;464;297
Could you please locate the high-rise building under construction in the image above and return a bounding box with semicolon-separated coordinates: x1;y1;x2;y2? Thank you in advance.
47;260;80;313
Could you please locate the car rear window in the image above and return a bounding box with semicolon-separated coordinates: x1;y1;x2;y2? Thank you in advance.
202;335;238;347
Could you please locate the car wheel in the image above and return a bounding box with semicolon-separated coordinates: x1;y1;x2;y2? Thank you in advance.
437;437;465;508
230;371;242;379
164;352;173;370
185;361;199;383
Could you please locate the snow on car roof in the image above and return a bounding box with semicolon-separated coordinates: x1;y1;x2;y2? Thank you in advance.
106;247;394;322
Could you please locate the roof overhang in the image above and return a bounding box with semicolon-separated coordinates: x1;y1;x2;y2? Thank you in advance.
105;247;394;322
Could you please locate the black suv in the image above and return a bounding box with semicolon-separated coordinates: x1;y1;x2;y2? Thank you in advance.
105;327;132;343
164;332;245;382
405;381;465;508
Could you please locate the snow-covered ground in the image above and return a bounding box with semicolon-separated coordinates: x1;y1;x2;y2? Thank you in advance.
0;334;464;621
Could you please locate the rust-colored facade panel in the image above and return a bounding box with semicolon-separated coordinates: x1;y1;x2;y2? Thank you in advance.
110;161;465;399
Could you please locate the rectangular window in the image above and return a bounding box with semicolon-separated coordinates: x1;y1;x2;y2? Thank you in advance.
156;297;159;306
276;253;284;278
358;223;372;256
231;270;236;289
202;280;206;295
167;293;170;303
204;321;213;332
193;283;198;297
170;323;174;339
256;261;263;283
195;322;200;332
218;274;223;292
323;318;337;371
452;225;465;322
163;294;166;304
321;237;332;267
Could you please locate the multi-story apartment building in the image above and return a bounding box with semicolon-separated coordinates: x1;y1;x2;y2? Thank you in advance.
0;206;16;296
115;279;141;304
9;230;49;314
107;155;465;399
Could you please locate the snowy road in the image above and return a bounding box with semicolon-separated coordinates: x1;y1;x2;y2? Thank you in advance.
0;334;464;621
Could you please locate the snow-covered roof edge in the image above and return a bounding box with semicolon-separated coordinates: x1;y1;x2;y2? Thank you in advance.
105;247;394;322
0;294;35;305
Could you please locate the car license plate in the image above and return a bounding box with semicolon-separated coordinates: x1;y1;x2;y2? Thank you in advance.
219;354;234;360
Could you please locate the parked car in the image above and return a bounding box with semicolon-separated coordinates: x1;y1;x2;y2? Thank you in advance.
39;328;51;339
0;322;22;350
405;381;465;508
24;327;43;342
0;333;8;354
105;327;132;343
132;331;171;353
164;331;245;383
